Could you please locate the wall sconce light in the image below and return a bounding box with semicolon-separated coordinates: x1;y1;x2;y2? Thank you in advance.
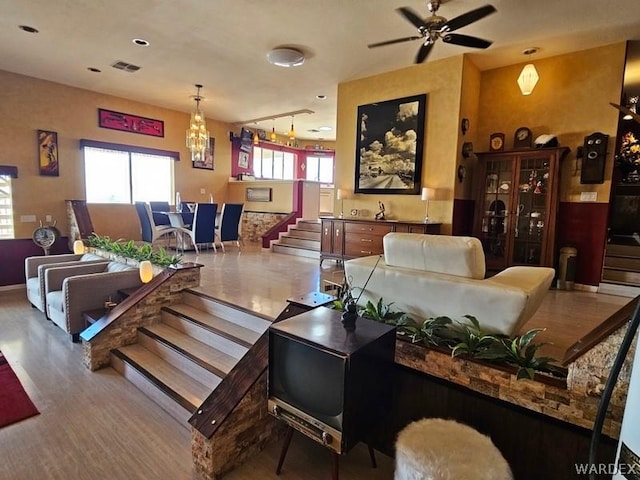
517;48;539;96
139;260;154;284
421;187;435;223
73;239;85;254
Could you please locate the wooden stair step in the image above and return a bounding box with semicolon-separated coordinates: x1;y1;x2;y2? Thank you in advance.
278;236;321;249
179;291;272;333
141;323;236;379
295;220;321;232
164;304;261;347
112;344;211;413
286;228;322;240
272;243;321;259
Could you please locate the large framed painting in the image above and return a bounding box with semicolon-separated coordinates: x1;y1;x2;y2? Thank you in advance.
354;94;427;195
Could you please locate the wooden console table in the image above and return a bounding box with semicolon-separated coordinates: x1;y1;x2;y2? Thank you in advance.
320;217;441;264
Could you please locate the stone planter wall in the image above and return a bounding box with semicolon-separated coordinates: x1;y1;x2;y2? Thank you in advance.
395;323;636;440
82;263;201;370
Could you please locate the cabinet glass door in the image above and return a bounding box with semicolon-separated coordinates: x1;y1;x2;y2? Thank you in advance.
479;158;513;267
512;155;550;265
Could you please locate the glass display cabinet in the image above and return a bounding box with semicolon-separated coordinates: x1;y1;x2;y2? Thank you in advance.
474;147;570;271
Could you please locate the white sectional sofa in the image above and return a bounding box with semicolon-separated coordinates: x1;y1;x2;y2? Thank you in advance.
343;233;554;336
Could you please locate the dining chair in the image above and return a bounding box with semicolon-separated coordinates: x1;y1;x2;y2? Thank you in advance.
173;203;218;254
134;202;176;246
215;203;244;252
149;201;171;226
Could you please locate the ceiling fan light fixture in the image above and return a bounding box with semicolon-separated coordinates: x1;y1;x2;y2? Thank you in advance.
266;48;305;68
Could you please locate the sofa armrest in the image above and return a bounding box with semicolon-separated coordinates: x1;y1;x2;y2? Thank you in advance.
25;254;83;279
63;270;143;334
44;262;109;293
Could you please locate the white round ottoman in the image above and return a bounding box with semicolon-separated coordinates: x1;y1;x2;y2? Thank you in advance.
394;418;513;480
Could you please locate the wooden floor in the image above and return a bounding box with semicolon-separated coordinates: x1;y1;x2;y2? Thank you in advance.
0;242;634;479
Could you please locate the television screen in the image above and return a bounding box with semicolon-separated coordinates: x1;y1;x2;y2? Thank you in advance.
269;333;345;431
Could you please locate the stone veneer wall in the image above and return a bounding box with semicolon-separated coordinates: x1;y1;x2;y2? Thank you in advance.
241;212;289;243
395;323;636;440
82;266;200;371
191;372;286;480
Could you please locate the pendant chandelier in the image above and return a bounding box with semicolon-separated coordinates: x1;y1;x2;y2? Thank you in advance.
289;116;296;140
270;119;277;142
186;84;210;162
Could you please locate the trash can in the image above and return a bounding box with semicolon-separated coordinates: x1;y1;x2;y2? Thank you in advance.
557;247;577;290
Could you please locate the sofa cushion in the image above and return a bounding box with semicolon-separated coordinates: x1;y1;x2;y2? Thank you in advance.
46;290;64;314
383;233;486;280
106;262;135;273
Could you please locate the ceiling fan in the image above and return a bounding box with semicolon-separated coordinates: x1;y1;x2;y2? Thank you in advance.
610;102;640;124
368;0;497;64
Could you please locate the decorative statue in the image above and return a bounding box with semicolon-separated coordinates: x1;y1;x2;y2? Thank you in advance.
375;201;386;220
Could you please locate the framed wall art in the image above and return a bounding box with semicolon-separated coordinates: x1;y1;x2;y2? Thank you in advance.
98;108;164;137
37;130;59;176
246;187;272;202
193;137;215;170
354;93;426;195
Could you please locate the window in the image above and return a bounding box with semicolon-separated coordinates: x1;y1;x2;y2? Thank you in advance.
306;155;335;186
82;142;175;204
0;175;14;239
253;146;294;180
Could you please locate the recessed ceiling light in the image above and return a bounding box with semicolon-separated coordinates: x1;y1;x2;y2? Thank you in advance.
266;48;305;67
87;67;102;73
18;25;39;34
316;95;327;100
133;38;150;47
318;126;332;131
308;129;320;133
522;47;539;55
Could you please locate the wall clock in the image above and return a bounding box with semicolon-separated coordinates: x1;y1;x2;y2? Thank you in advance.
513;127;532;149
32;222;59;255
489;133;505;152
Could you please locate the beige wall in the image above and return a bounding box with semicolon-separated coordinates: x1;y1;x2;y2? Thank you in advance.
2;42;627;240
0;69;233;240
477;43;626;203
333;43;627;233
335;56;465;233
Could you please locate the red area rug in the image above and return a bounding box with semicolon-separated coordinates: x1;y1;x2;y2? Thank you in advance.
0;351;39;428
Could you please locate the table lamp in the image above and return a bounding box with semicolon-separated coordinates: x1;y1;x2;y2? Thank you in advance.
421;187;434;223
139;260;154;284
73;239;85;254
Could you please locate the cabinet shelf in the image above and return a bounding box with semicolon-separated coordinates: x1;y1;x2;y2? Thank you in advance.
474;147;570;270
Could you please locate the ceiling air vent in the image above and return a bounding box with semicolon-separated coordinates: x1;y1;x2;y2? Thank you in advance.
111;61;141;73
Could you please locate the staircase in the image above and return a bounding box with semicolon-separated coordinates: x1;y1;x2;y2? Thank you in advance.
110;290;272;425
271;219;321;259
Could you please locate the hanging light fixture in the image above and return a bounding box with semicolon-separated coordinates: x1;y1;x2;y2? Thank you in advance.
253;124;260;145
517;48;539;96
270;119;277;142
186;84;210;162
289;116;296;140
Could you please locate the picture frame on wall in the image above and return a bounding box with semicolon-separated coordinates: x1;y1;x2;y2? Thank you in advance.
354;93;427;195
37;130;59;176
98;108;164;137
193;137;215;170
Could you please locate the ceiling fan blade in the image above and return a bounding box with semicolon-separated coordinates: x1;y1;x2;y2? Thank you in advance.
368;36;422;48
397;7;428;29
442;33;492;49
610;102;640;124
441;4;497;33
415;42;434;64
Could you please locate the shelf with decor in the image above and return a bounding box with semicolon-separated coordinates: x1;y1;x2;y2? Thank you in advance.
473;147;569;271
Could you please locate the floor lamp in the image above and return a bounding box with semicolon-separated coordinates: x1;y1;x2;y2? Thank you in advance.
421;187;434;223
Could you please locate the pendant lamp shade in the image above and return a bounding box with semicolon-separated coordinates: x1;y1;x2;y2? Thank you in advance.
518;64;539;95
